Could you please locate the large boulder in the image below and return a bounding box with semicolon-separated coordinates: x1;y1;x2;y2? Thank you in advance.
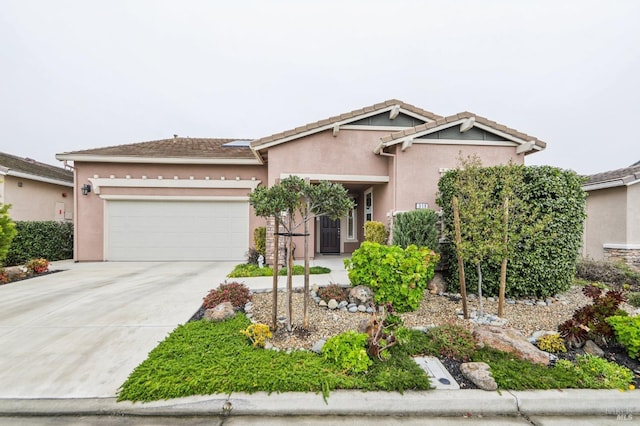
473;325;550;365
204;302;236;322
348;285;374;305
460;362;497;391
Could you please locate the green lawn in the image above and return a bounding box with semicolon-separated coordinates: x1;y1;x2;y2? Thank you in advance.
228;264;331;278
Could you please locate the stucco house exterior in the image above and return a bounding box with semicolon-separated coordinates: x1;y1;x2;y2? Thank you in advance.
582;162;640;266
0;152;74;222
56;99;546;263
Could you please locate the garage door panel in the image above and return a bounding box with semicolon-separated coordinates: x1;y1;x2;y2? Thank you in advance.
107;200;248;261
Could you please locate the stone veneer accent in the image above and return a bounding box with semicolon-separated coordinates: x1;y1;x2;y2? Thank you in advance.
603;246;640;268
265;217;286;266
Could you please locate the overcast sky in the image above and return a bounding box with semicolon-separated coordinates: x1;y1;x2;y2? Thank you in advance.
1;0;638;175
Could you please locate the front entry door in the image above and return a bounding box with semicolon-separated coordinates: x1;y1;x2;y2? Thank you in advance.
320;216;340;253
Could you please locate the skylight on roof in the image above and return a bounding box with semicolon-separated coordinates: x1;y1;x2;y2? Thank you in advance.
222;140;252;147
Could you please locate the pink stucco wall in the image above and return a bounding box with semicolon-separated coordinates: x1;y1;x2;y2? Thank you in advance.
2;175;73;221
74;162;267;261
394;143;523;212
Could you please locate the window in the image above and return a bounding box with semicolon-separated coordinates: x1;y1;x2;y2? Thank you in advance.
364;189;373;222
347;201;356;240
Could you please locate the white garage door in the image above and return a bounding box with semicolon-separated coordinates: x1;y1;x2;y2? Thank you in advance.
106;200;248;261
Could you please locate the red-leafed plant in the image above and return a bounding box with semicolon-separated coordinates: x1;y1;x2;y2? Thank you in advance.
558;285;627;347
203;282;252;310
25;258;49;274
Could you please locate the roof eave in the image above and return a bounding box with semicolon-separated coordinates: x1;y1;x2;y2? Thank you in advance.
55;154;261;165
0;169;73;187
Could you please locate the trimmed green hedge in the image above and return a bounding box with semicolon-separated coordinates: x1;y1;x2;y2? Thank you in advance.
437;165;586;298
4;221;73;266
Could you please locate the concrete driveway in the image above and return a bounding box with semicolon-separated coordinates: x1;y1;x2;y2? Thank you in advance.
0;261;237;398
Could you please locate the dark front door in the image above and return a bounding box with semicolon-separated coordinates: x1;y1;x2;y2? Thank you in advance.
320;216;340;253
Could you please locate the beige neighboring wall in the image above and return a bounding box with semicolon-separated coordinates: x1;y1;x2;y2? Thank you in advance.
583;186;627;260
1;175;73;221
628;183;640;244
74;162;267;261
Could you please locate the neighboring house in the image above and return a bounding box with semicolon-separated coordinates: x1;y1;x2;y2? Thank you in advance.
0;152;74;222
56;99;546;263
583;162;640;266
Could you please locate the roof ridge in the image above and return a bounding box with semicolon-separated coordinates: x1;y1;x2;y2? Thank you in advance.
251;99;443;150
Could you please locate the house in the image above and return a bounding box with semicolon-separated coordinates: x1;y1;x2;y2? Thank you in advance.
0;152;74;222
582;162;640;266
55;99;546;263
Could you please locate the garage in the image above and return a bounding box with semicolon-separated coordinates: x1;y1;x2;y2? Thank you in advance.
106;199;249;261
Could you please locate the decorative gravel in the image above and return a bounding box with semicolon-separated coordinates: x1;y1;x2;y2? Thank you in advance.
249;285;637;351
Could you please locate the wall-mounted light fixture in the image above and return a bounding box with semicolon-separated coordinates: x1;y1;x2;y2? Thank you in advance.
81;184;92;195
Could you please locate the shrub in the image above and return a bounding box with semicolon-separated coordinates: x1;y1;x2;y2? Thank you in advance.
25;258;49;274
628;292;640;308
536;333;567;353
4;221;73;266
203;282;252;309
322;331;372;374
0;267;7;284
228;263;273;277
317;283;347;303
254;227;266;255
558;285;627;347
425;322;475;361
555;355;634;389
364;221;388;244
0;204;17;264
240;323;272;348
278;265;330;276
606;315;640;360
345;242;439;313
576;259;640;289
438;166;586;298
392;209;439;252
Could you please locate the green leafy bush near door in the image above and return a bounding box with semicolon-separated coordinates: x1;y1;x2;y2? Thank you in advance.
344;242;440;313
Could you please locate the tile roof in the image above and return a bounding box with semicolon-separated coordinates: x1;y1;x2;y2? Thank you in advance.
0;152;73;183
58;137;256;160
250;99;443;149
586;163;640;186
380;111;547;150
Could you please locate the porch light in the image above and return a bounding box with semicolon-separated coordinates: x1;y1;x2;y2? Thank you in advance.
81;184;92;196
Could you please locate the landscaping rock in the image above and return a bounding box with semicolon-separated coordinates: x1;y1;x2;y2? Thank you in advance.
327;299;339;310
366;307;374;313
473;325;550;365
357;304;367;312
460;362;497;391
318;300;327;308
428;273;446;295
338;301;348;309
204;302;236;322
348;306;358;313
311;339;325;354
348;285;374;305
244;302;253;313
584;340;605;358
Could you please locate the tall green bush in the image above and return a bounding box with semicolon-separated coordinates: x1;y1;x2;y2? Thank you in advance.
254;226;266;255
0;204;17;264
344;242;439;313
437;166;586;298
364;221;388;244
4;221;73;266
392;209;439;252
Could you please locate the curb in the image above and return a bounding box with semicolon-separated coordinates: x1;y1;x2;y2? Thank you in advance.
0;390;637;418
